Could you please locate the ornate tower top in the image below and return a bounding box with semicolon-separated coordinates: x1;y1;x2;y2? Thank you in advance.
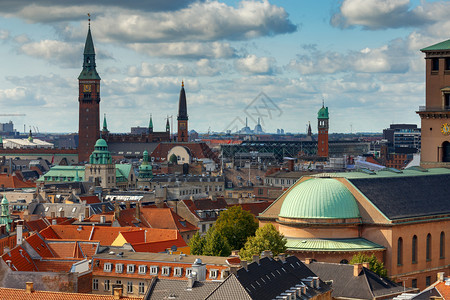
149;114;153;133
89;139;112;164
177;82;188;121
102;114;108;132
166;116;170;132
79;15;100;80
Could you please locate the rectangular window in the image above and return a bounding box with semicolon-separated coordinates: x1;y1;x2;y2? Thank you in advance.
412;279;417;288
446;58;450;70
104;262;112;272
138;265;147;275
174;267;183;277
139;282;145;294
150;266;158;275
115;263;123;273
104;279;110;291
162;266;171;276
432;58;439;71
127;281;133;294
186;268;192;277
92;279;98;290
202;224;206;232
426;276;431;287
116;280;122;285
127;264;135;274
209;269;218;279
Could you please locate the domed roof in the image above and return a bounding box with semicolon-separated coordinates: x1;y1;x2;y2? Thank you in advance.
1;195;8;205
95;139;108;147
279;178;360;219
318;106;329;119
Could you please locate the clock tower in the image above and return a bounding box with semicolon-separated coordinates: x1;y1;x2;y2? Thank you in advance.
317;103;329;157
418;40;450;167
177;81;188;142
78;19;101;162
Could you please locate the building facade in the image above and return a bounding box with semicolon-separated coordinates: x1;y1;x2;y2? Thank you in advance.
317;105;329;157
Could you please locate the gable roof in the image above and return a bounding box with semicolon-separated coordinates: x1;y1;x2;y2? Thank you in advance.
139;208;198;233
206;274;252;300
421;39;450;51
0;287;141;300
0;174;35;189
148;278;221;300
307;262;411;299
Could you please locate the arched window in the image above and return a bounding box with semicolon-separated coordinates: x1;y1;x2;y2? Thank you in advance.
340;259;348;264
397;237;403;265
426;234;432;261
440;232;445;259
412;235;418;264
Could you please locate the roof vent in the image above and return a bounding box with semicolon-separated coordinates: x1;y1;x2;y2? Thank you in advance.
109;251;115;255
193;258;202;265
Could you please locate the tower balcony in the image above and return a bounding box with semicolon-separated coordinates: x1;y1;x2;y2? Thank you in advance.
417;106;450;119
418;106;450;112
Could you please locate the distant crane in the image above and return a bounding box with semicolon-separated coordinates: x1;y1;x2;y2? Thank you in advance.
0;114;26;117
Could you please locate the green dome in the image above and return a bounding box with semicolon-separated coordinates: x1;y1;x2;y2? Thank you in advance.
318;106;329;119
279;178;360;219
1;195;8;205
95;139;108;147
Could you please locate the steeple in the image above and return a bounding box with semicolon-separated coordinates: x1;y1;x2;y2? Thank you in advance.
166;117;170;132
149;114;153;133
307;121;312;136
102;114;108;132
28;129;33;142
177;81;188;121
78;15;100;80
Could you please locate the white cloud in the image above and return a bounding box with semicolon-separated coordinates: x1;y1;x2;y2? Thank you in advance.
235;55;277;75
0;30;9;40
128;42;237;59
0;87;45;106
18;40;82;68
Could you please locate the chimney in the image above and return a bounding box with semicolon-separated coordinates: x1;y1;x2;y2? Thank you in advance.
261;250;273;258
240;260;248;270
16;225;23;245
51;219;57;225
114;202;120;221
100;215;106;224
304;258;313;264
85;206;90;218
278;253;286;263
231;250;240;257
252;255;260;264
353;263;363;277
101;204;106;213
437;272;445;282
25;282;34;293
113;287;123;299
135;200;141;220
362;262;370;269
187;272;197;289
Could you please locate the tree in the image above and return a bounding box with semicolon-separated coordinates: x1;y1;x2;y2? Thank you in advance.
240;224;287;260
214;205;258;251
202;228;231;257
169;154;178;164
189;232;205;255
350;253;387;278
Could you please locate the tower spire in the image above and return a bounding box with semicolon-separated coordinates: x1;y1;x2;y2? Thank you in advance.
177;81;188;142
103;114;108;131
149;114;153;133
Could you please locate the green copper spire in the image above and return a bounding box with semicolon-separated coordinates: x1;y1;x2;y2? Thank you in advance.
149;114;153;133
78;19;100;80
103;114;108;131
28;129;33;142
166;117;170;132
138;150;153;179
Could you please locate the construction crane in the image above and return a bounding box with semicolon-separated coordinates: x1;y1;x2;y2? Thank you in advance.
0;114;26;117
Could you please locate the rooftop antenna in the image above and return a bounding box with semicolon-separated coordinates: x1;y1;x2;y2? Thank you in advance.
322;98;325;107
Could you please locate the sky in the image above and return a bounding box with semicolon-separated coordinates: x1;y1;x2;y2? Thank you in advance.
0;0;449;135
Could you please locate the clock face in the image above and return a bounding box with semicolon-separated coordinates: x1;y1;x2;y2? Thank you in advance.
83;84;92;92
179;122;186;130
441;123;450;135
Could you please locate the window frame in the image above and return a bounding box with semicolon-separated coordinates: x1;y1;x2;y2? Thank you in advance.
174;267;183;277
138;265;147;275
127;264;135;274
162;266;171;277
115;263;123;273
92;278;98;290
150;266;158;275
127;281;133;294
139;282;145;294
104;279;110;291
104;262;112;272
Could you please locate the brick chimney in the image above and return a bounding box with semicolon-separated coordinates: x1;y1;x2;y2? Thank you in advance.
437;272;445;282
362;262;370;269
353;263;363;276
25;282;34;293
304;258;314;264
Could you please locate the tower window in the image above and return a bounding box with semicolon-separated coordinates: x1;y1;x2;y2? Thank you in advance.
412;235;417;264
426;234;431;261
440;232;445;259
446;58;450;70
445;94;450;109
432;58;439;71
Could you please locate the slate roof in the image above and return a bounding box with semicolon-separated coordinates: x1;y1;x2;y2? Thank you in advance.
148;278;221;300
225;256;330;300
307;262;412;299
206;274;252;300
348;174;450;220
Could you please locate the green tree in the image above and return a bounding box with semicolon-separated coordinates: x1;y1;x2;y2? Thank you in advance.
189;232;206;255
214;206;258;251
169;154;178;164
240;224;287;260
350;253;387;278
203;228;231;257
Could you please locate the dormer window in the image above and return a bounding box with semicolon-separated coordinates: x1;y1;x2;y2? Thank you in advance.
103;262;112;272
115;263;123;273
127;264;135;274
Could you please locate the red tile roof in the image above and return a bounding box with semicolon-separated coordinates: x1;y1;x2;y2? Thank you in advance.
435;281;450;300
0;174;35;188
139;208;198;233
25;219;49;233
25;233;54;258
79;195;101;204
228;202;273;216
1;246;37;271
0;287;142;300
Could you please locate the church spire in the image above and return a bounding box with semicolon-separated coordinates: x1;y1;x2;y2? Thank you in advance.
103;114;108;131
79;15;100;80
149;114;153;133
166;116;170;132
177;81;188;121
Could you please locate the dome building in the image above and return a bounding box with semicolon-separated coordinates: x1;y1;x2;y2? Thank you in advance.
259;168;450;290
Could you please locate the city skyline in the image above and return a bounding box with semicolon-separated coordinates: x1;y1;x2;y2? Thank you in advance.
1;0;450;134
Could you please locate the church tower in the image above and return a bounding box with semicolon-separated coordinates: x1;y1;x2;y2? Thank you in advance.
317;103;329;157
177;81;188;142
78;17;101;162
418;40;450;167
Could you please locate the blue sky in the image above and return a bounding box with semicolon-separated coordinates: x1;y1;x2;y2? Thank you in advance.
0;0;449;134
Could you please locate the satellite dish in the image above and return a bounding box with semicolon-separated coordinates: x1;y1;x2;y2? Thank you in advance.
171;245;178;252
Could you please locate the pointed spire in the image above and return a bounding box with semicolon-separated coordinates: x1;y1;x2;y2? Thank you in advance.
166;116;170;132
246;117;248;127
103;114;108;131
149;114;153;132
79;14;100;80
322;98;325;108
177;81;188;121
307;121;312;136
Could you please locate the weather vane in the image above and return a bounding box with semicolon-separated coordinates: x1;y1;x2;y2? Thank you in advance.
87;13;91;27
